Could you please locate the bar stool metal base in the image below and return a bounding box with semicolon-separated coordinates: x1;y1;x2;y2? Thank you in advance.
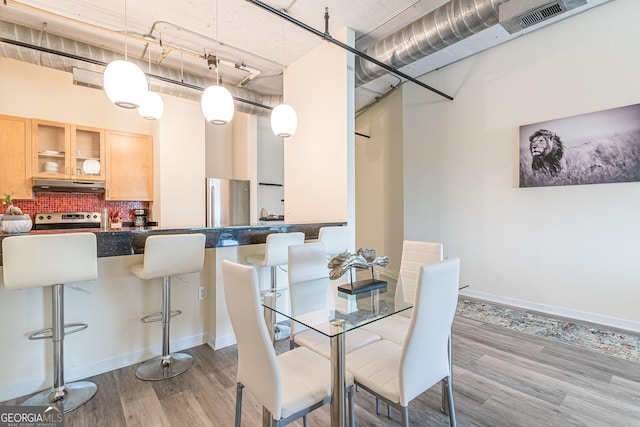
274;323;291;341
136;352;193;381
23;381;97;413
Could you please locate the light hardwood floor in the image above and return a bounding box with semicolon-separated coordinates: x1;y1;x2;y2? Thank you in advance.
4;312;640;426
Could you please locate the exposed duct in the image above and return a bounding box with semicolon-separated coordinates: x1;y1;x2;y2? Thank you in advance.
499;0;587;34
355;0;507;86
355;0;594;86
0;21;278;116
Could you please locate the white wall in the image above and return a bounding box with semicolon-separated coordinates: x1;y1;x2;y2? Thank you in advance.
0;58;152;134
157;95;206;227
284;28;355;224
402;0;640;329
257;116;285;217
355;90;404;275
204;120;233;179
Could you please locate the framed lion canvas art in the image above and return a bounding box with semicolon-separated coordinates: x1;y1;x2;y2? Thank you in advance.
519;103;640;188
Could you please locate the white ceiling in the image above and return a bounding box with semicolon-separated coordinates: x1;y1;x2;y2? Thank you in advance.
0;0;611;112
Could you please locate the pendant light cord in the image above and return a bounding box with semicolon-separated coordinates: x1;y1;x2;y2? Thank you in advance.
124;0;128;60
215;0;220;86
281;19;285;97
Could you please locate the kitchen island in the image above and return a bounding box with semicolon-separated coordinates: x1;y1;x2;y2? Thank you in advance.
0;221;345;402
0;221;343;265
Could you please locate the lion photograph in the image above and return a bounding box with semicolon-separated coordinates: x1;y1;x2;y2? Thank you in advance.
519;103;640;188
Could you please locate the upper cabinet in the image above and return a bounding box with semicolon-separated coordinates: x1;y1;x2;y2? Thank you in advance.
106;130;153;201
0;115;32;200
32;119;105;181
73;125;106;180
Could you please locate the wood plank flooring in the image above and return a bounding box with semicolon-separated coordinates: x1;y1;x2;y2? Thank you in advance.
3;313;640;426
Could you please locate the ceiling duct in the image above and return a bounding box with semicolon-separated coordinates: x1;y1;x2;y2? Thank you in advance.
0;20;277;116
499;0;587;34
355;0;507;86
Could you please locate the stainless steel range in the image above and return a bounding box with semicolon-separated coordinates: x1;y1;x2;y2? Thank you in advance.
34;211;102;230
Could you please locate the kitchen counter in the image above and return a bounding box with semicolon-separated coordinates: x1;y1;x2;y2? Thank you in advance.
0;220;348;400
0;221;345;266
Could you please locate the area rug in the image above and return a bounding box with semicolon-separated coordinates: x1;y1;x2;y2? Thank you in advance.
455;299;640;363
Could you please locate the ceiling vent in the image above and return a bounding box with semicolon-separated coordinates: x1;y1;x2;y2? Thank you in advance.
499;0;587;34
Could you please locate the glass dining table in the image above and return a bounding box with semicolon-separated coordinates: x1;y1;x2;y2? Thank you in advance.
262;279;410;427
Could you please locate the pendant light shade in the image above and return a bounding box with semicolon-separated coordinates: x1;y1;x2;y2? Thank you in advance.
138;91;164;120
201;85;235;125
103;60;149;109
270;104;297;138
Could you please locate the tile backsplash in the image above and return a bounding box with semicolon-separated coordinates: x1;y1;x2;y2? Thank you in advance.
7;193;150;223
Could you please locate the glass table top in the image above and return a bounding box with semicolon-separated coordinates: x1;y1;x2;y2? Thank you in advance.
261;278;469;338
262;278;411;338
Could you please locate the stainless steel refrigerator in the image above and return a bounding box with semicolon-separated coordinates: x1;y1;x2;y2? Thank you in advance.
206;178;250;227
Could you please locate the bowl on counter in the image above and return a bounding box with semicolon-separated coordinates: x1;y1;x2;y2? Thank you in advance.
0;214;33;234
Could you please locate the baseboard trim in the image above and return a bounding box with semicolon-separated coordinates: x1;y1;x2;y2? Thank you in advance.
208;333;237;350
0;333;205;402
460;289;640;334
378;270;398;281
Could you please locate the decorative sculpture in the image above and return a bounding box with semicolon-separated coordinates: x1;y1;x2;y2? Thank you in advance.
328;248;389;281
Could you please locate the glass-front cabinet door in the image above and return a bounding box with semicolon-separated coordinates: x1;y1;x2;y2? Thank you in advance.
32;120;105;181
32;119;70;178
72;125;105;180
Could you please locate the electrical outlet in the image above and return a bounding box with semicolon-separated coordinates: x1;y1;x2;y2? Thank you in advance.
198;286;207;301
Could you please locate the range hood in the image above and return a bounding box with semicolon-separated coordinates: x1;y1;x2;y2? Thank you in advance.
32;178;105;194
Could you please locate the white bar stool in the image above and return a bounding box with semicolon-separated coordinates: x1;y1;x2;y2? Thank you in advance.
131;233;206;381
246;232;305;340
318;226;349;257
2;233;98;413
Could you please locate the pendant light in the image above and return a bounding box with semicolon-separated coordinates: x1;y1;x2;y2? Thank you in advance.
103;0;148;109
271;21;297;138
138;49;164;120
201;0;234;125
138;91;164;120
271;103;297;138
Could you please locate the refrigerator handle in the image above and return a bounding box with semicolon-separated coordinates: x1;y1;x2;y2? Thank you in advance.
206;183;215;227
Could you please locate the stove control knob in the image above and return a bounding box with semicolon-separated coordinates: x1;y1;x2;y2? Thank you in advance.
93;215;98;219
46;215;52;220
86;214;91;219
38;215;44;220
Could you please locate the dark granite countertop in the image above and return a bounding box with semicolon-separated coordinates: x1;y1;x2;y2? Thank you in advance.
0;222;345;266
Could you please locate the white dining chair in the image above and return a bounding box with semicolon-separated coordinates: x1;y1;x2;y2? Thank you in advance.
346;258;461;427
361;240;444;416
288;242;381;356
362;240;444;344
222;260;356;427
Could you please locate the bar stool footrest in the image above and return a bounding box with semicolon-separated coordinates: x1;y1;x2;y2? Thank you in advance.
63;322;89;336
27;323;88;340
140;310;182;323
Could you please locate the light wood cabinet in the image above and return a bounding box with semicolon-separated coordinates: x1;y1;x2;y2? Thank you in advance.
32;119;105;181
0;115;32;200
72;125;106;180
106;130;153;201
